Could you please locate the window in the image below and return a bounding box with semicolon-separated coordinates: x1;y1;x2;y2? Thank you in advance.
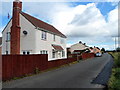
52;49;55;58
23;51;26;55
27;51;30;55
23;51;30;55
62;50;65;57
40;50;48;54
61;38;64;44
6;51;8;54
53;34;55;41
6;32;10;42
41;31;47;40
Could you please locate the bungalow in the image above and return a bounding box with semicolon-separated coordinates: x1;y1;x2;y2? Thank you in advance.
69;41;89;54
2;0;67;60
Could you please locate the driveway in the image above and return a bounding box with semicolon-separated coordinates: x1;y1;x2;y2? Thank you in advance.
3;53;113;88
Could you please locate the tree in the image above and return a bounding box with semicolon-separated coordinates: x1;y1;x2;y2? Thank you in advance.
101;48;106;53
116;47;120;52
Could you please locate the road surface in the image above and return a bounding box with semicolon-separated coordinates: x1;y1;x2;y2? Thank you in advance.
3;53;113;88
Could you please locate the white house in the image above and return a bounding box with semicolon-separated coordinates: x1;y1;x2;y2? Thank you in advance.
2;0;67;60
69;41;89;53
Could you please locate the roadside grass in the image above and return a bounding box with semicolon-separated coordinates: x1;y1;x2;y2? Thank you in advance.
108;52;120;90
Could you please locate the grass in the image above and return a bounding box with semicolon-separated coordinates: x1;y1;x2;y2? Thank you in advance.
108;52;120;90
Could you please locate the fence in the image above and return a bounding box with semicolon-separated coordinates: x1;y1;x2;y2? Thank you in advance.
82;53;95;60
2;54;77;81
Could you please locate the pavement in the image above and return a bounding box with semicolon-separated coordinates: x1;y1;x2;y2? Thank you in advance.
2;53;113;88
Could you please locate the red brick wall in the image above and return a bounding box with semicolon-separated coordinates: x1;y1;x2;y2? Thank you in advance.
10;1;22;54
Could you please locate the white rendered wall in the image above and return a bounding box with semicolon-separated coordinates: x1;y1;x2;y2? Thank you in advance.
20;14;36;54
35;28;67;61
2;14;67;60
2;19;12;54
70;43;88;53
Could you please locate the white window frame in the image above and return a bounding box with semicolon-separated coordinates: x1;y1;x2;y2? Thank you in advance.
22;51;31;55
6;32;10;42
40;50;48;54
61;38;64;44
53;34;55;41
41;31;47;40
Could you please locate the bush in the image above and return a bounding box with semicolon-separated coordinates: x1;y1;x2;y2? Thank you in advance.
114;53;120;68
34;67;40;74
108;68;120;90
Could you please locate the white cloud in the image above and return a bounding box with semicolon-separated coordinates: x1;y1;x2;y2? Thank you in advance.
1;1;118;50
51;3;118;38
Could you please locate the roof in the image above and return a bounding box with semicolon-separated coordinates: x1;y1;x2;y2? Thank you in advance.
20;12;66;38
73;50;85;52
0;37;2;45
52;44;63;51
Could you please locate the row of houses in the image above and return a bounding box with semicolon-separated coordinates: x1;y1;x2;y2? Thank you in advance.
0;0;101;60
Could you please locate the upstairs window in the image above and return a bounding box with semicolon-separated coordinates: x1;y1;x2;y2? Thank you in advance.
53;34;56;41
6;32;10;42
41;31;47;40
61;38;64;44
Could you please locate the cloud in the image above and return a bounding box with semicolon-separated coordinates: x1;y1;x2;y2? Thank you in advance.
1;1;118;50
52;3;118;38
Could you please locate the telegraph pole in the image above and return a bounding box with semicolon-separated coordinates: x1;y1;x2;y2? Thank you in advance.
115;37;116;51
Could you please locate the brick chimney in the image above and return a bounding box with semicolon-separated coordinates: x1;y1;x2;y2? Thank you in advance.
10;0;22;54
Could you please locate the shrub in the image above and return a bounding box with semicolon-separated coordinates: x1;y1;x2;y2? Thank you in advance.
34;67;40;74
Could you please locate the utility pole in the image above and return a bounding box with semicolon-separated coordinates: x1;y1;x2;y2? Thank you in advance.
115;37;116;51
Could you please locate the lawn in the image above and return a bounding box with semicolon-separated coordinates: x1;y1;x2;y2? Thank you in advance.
108;52;120;90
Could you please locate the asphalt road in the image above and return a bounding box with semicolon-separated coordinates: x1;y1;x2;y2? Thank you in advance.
3;53;113;88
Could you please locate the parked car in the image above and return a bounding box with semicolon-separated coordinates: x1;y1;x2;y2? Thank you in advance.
95;52;102;57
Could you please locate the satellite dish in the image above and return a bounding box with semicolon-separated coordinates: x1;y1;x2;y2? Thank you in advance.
23;31;28;35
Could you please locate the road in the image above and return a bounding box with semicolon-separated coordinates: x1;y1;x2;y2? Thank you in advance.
3;53;113;88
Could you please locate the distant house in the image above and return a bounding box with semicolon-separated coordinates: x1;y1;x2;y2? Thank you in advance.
69;41;89;54
89;46;101;54
2;0;67;60
0;37;2;55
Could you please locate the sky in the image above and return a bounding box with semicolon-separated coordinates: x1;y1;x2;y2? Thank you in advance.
0;0;120;50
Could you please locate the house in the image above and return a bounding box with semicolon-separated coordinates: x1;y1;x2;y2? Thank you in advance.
0;37;2;55
2;0;67;60
69;41;89;54
89;46;101;54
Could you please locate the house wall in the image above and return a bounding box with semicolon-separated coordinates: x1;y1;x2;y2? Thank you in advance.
20;14;36;54
35;28;67;61
2;14;67;60
2;20;12;54
70;43;88;53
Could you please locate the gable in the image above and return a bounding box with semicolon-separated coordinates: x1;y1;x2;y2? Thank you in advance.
20;12;66;38
2;18;12;33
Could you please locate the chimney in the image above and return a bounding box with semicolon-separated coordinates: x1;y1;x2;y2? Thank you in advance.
10;0;22;54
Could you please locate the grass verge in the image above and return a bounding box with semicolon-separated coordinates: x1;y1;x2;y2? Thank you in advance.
108;52;120;90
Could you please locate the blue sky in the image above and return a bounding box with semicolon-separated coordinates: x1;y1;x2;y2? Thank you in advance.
0;0;119;50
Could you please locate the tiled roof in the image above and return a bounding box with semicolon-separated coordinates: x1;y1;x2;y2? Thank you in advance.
0;37;2;45
20;12;66;38
52;44;64;51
